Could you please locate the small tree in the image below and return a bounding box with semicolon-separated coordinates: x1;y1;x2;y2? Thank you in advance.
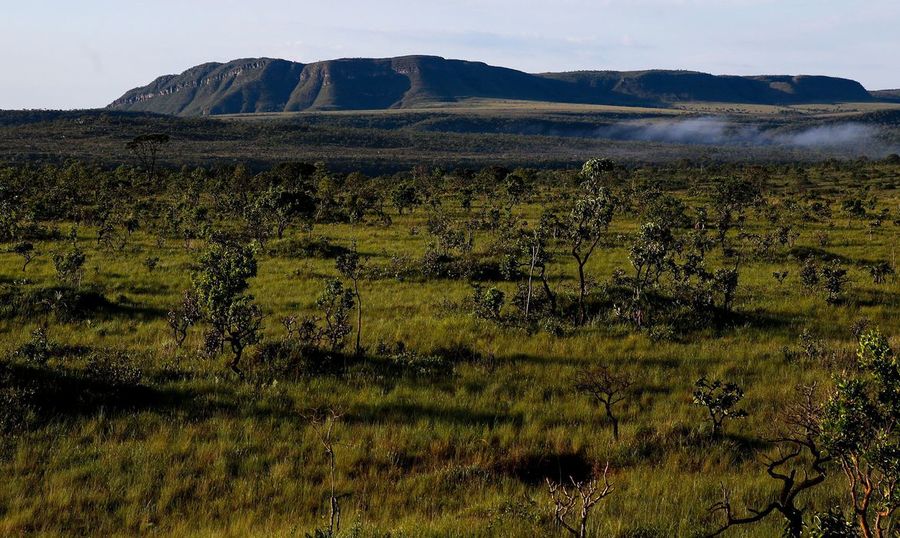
472;284;505;322
256;184;316;239
713;267;739;313
53;244;86;288
546;463;613;538
166;290;202;347
391;183;418;215
629;221;678;302
567;160;617;325
575;365;633;441
191;238;261;377
336;244;367;356
693;377;748;438
126;133;169;184
800;258;820;288
220;296;263;376
12;241;36;272
317;279;354;353
868;261;894;285
710;176;763;250
822;261;849;304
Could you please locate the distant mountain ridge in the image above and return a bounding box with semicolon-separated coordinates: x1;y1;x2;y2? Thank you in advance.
108;56;877;116
872;89;900;103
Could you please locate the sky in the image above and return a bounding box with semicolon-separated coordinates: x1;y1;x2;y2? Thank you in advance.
2;0;899;109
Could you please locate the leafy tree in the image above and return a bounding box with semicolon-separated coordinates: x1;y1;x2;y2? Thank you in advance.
191;238;261;377
841;198;867;219
629;221;679;302
218;296;263;376
0;199;22;242
822;261;850;305
12;241;36;272
711;176;763;250
800;258;821;289
503;172;527;207
472;284;505;322
167;290;202;347
868;262;894;285
316;279;354;353
53;241;86;288
693;377;748;438
822;328;900;538
566;160;617;325
391;183;419;215
713;267;740;313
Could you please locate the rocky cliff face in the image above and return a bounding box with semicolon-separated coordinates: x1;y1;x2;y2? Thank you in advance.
109;56;875;116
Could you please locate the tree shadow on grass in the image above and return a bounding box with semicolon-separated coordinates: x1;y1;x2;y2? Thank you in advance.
504;353;589;368
0;285;166;323
2;360;310;430
3;362;184;424
784;246;879;267
847;289;900;308
97;299;167;322
343;400;524;429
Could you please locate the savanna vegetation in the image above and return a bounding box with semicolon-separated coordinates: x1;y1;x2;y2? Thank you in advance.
1;143;899;536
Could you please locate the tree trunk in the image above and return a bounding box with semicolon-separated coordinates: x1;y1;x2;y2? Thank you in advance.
354;280;362;356
784;508;803;538
606;403;620;441
229;345;244;379
577;259;587;325
540;267;557;310
525;245;537;320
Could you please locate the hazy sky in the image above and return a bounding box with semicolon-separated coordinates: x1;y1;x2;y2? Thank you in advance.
2;0;899;109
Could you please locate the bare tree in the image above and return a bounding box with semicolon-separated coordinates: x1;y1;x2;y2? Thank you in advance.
708;384;830;538
575;366;633;441
546;462;614;538
306;408;349;536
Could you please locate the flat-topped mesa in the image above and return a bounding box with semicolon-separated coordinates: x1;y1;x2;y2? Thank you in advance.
108;56;876;116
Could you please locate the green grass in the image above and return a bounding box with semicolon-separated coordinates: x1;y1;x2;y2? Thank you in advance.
0;172;898;536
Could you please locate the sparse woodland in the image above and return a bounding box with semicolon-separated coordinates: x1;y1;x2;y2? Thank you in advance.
1;147;899;536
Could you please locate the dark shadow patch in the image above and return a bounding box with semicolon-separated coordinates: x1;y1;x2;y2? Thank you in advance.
1;362;169;426
266;237;349;260
496;450;595;485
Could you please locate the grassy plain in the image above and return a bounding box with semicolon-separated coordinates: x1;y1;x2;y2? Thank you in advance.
0;163;898;536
